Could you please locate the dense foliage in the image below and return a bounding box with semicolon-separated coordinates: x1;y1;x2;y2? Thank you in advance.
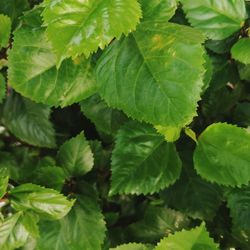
0;0;250;249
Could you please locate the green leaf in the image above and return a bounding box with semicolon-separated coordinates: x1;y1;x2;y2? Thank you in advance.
96;22;205;127
140;0;177;23
227;187;250;242
0;73;6;104
0;152;19;182
201;56;241;119
202;53;213;94
0;212;30;250
162;152;223;220
8;26;97;107
80;94;128;136
238;63;250;81
0;168;8;199
110;121;182;195
111;243;150;250
37;184;106;250
32;166;66;191
0;0;29;28
232;102;250;127
154;125;181;142
2;93;56;148
127;206;190;243
42;0;142;64
181;0;247;40
9;184;74;220
155;223;219;250
194;123;250;186
0;14;11;48
57;133;94;177
21;212;40;239
231;38;250;64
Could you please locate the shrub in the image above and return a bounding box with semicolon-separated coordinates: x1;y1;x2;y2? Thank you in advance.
0;0;249;249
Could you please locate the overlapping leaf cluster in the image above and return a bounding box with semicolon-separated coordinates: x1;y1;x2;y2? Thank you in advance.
0;0;250;249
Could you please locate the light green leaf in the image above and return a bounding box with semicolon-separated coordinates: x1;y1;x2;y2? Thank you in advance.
181;0;247;40
0;168;8;199
21;212;40;239
0;212;30;250
3;93;56;148
8;26;96;107
37;184;106;250
140;0;177;23
0;74;6;103
194;123;250;186
154;125;181;142
80;94;128;136
155;223;219;250
111;243;150;250
57;133;94;177
184;127;197;143
0;14;11;48
96;22;205;127
42;0;142;64
162;152;223;220
127;206;190;243
231;38;250;64
227;187;250;242
110;121;182;195
9;184;74;220
202;53;213;94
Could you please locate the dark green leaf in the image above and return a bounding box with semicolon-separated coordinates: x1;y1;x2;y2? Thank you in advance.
80;94;128;136
127;206;190;243
3;93;56;148
162;152;223;220
37;184;106;250
0;73;6;103
110;121;182;195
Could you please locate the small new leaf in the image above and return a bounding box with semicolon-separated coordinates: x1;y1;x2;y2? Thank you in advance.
57;133;94;177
